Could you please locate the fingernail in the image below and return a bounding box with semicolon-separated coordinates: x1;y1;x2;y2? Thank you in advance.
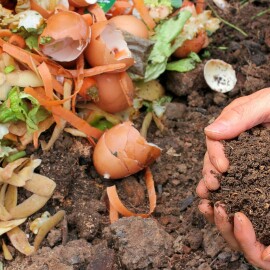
214;203;225;216
205;122;228;135
213;157;226;173
234;213;242;232
263;253;270;262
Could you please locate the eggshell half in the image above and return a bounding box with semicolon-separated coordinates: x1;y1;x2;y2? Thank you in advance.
84;21;134;69
204;59;237;93
93;122;161;179
109;15;149;39
94;72;134;113
39;11;90;62
93;131;129;179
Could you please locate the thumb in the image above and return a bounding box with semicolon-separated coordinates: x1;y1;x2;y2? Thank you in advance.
262;246;270;262
205;96;270;140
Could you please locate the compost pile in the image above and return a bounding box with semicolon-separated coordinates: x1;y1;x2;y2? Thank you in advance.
0;0;270;269
211;126;270;246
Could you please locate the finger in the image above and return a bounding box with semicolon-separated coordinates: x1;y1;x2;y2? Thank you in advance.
214;204;241;251
262;246;270;262
262;122;270;129
196;179;209;199
202;152;221;190
204;88;270;140
219;94;256;115
206;137;229;173
234;212;270;269
221;87;270;115
198;199;214;223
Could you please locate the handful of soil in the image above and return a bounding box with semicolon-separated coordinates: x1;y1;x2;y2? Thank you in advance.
211;126;270;245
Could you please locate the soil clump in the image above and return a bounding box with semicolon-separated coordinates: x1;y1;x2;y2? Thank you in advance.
211;127;270;245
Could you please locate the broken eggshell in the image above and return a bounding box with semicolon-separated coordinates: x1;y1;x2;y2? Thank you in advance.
93;121;161;179
84;21;134;70
204;59;237;93
39;11;90;62
94;72;134;113
109;15;149;39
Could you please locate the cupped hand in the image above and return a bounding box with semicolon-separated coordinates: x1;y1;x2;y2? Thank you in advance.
196;87;270;269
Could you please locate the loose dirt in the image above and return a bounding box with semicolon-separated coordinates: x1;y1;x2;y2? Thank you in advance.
211;127;270;246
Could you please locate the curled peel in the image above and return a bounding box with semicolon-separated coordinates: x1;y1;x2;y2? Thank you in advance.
107;167;156;223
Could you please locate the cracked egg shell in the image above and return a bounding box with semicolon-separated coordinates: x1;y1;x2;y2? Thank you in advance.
93;121;161;179
84;21;134;70
204;59;237;93
109;15;149;39
69;0;97;7
39;11;90;62
94;72;134;113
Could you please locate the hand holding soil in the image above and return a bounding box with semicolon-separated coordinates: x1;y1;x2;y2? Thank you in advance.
197;87;270;269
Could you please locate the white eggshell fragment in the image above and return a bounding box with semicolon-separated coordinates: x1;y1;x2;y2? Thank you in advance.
204;59;237;93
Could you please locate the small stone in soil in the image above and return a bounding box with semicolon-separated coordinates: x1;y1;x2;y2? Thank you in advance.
179;194;194;212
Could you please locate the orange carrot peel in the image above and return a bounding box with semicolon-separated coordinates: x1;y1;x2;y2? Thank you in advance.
195;0;205;14
8;34;26;49
107;167;157;223
132;0;156;30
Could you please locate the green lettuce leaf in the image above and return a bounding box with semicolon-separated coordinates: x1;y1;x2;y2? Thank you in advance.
144;10;192;82
0;145;17;159
144;0;173;8
171;0;182;8
0;86;50;132
166;52;201;72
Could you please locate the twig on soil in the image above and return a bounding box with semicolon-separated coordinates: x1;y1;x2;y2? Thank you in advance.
251;8;270;20
208;2;248;37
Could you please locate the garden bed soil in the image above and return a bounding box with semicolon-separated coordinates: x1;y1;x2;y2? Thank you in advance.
4;1;270;269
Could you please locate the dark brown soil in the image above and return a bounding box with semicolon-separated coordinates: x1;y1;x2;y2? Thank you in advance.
211;127;270;246
4;1;270;269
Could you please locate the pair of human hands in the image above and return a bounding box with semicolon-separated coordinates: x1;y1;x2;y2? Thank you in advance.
196;87;270;269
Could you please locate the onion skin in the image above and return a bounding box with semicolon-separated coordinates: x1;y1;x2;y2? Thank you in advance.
93;122;161;179
94;72;134;113
84;21;134;70
109;15;149;39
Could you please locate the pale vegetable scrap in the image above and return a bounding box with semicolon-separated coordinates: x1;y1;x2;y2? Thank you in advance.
0;158;64;256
